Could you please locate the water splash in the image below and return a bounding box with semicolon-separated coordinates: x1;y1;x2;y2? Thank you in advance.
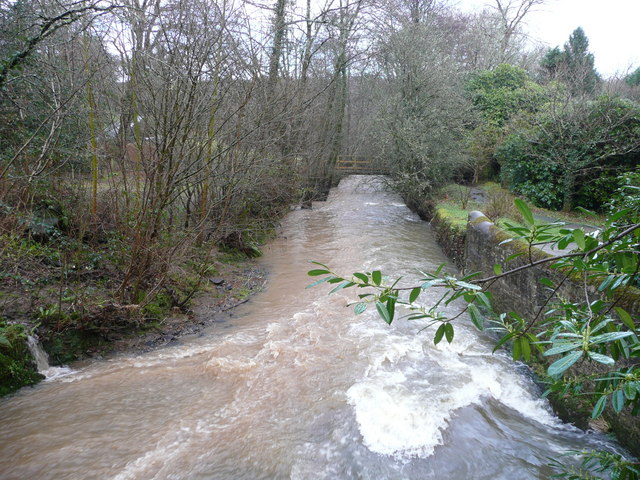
26;335;74;380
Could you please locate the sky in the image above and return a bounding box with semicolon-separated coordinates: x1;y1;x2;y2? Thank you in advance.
456;0;640;77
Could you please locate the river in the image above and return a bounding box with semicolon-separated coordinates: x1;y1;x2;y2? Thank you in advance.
0;175;622;479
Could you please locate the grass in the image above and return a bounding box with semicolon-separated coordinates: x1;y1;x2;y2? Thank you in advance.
435;202;477;229
436;182;605;230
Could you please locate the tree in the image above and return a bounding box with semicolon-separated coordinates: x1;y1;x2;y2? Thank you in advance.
498;94;640;211
540;46;563;79
367;0;470;207
267;0;288;90
0;0;119;90
0;0;117;209
442;5;544;73
540;27;601;96
464;63;544;182
492;0;544;63
626;66;640;87
466;63;542;126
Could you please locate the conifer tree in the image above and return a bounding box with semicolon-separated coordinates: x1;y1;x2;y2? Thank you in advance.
540;27;600;95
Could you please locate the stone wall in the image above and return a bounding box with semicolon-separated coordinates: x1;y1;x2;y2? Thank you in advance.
464;210;640;329
434;209;640;456
430;208;466;269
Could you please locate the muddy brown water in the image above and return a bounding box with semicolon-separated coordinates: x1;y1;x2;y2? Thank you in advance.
0;176;623;479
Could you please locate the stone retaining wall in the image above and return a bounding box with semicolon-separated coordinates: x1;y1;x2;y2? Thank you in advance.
430;208;466;269
465;210;639;328
433;208;640;456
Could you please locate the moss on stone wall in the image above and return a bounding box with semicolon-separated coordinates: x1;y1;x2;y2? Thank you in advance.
431;208;466;269
0;321;43;396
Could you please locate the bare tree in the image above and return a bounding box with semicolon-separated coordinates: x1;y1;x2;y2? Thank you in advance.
493;0;544;63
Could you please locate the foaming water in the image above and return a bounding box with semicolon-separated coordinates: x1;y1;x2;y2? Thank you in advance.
0;175;624;479
26;335;74;380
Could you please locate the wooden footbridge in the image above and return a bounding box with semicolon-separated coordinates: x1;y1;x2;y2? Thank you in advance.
334;156;389;175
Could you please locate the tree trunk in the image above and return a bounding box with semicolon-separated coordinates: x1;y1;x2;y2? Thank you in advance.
268;0;287;92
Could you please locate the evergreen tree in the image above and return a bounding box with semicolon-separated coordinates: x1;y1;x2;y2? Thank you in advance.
540;46;563;79
563;27;600;94
625;66;640;87
539;27;600;95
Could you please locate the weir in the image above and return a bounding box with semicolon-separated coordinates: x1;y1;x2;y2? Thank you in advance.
0;176;625;479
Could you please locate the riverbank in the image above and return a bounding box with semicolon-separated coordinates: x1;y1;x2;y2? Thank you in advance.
0;240;269;396
91;260;267;357
0;170;335;396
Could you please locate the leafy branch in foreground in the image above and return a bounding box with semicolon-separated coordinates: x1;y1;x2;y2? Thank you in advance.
308;197;640;475
549;450;640;479
308;260;492;344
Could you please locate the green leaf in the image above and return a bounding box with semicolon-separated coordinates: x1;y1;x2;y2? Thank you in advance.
434;324;446;345
575;206;597;218
492;332;515;353
557;236;571;250
520;337;531;362
544;342;582;356
354;302;367;315
512;336;522;361
0;335;11;347
372;270;382;286
493;264;502;275
539;277;554;288
548;350;583;377
572;229;586;250
353;272;369;283
614;307;636;331
590;331;633;345
409;287;421;304
612;389;626;413
308;269;330;276
608;208;631;224
475;292;492;309
623;382;637;400
592;395;607;419
310;261;329;268
306;277;331;289
386;295;397;323
527;333;544;354
514;198;534;225
455;281;481;291
587;352;615;365
505;252;525;262
376;301;392;325
468;304;484;330
444;323;454;343
329;281;355;294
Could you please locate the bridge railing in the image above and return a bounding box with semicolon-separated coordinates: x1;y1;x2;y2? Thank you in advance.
334;156;389;174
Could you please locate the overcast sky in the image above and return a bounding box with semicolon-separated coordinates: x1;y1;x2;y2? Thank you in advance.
456;0;640;77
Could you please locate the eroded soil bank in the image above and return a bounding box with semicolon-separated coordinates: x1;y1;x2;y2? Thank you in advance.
1;251;267;395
